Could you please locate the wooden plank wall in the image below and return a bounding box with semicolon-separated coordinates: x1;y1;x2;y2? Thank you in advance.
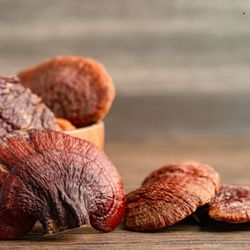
0;0;250;139
0;0;249;95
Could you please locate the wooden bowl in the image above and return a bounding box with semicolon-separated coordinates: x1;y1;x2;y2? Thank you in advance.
56;119;105;149
66;122;105;149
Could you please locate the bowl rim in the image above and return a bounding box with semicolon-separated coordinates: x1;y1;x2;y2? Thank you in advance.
65;121;104;134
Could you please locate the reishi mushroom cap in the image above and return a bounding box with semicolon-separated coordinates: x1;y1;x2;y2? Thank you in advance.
0;129;125;239
18;56;115;127
209;184;250;223
0;75;60;136
124;161;220;231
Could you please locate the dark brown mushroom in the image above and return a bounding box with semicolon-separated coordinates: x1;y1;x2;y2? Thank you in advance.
18;56;115;127
124;161;220;231
0;129;125;239
208;185;250;223
0;75;60;136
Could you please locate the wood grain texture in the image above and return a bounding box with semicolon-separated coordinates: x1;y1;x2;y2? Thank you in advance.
105;94;250;140
0;0;249;95
0;137;249;249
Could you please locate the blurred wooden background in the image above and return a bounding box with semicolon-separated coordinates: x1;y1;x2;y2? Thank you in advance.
0;0;249;93
0;0;250;139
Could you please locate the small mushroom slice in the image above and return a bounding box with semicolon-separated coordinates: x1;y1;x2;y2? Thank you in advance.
0;129;125;239
209;185;250;223
124;161;220;231
0;76;60;136
18;56;115;127
56;118;76;131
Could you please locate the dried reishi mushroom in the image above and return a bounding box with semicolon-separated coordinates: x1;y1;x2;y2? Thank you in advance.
0;129;125;239
0;75;60;136
208;185;250;223
56;118;76;131
18;56;115;127
124;161;220;231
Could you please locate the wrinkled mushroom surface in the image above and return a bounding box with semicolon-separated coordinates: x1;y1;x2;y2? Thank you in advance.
124;161;220;231
0;76;60;136
0;129;125;239
209;185;250;223
18;56;115;126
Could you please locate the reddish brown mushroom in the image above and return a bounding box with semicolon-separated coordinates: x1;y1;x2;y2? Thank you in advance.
124;161;220;231
18;56;115;127
0;129;125;239
208;185;250;223
0;75;60;136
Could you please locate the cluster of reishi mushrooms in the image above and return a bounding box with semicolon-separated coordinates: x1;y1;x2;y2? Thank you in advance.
124;162;250;231
0;56;123;239
0;56;249;240
0;56;115;136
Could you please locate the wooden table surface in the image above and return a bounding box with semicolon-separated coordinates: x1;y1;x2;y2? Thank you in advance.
1;136;249;250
